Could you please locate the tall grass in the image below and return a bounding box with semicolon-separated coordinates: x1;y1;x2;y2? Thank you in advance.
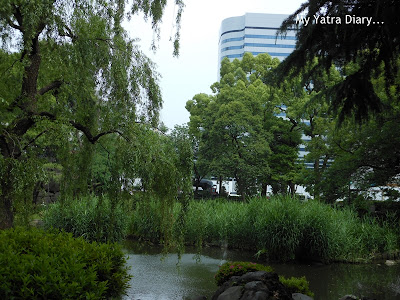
42;196;129;243
129;195;398;262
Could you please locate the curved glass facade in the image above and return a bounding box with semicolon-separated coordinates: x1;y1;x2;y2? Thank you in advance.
218;13;297;74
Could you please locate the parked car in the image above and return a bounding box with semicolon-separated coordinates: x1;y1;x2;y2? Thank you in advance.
227;191;241;198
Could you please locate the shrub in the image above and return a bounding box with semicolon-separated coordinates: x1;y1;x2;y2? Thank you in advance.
0;227;131;299
214;261;273;286
214;261;313;297
42;195;129;243
279;276;314;298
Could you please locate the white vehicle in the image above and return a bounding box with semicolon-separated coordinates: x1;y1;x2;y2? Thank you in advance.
227;191;241;198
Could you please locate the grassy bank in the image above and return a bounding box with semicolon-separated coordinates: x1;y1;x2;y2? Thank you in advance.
129;195;399;262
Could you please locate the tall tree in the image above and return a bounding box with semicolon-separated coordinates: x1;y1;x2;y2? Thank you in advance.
185;93;215;191
0;0;185;229
263;116;302;195
187;53;302;198
319;66;400;202
275;60;342;199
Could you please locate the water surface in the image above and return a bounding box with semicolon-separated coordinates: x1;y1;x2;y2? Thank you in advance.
122;241;400;300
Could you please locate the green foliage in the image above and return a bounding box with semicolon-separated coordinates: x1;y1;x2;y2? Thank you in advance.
184;199;252;248
278;0;400;122
42;195;129;243
316;96;400;202
279;276;314;298
214;261;273;286
129;195;165;242
129;195;185;249
187;53;302;197
0;0;186;229
131;0;184;56
277;59;342;199
0;227;131;299
130;195;398;262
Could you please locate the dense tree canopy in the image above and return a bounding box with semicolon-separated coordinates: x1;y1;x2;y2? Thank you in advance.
278;0;400;122
0;0;186;229
187;53;302;198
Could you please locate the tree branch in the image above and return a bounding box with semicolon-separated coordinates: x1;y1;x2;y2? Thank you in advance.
21;130;49;153
0;134;12;158
334;140;355;155
11;4;24;31
38;111;56;120
7;18;22;31
276;106;299;132
69;120;129;144
59;25;77;42
38;80;63;95
92;129;128;143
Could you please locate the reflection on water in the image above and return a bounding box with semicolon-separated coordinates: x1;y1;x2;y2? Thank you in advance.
122;240;400;300
122;253;219;300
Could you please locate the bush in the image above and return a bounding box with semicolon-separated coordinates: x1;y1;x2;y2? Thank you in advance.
214;261;273;286
214;261;314;297
42;195;129;243
0;227;131;299
279;276;314;298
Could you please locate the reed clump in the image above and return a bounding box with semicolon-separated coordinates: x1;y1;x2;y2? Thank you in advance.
129;195;398;262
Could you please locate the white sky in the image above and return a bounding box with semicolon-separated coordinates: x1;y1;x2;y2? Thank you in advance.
126;0;305;130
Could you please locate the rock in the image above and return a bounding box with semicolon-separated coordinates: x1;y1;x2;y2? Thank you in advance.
339;296;376;300
385;260;396;266
192;296;207;300
244;281;269;293
241;290;268;300
339;295;357;300
212;271;292;300
239;271;272;283
217;286;243;300
292;293;313;300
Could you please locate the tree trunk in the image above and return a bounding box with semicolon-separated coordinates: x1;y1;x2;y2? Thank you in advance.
289;182;296;196
261;182;268;197
0;162;14;229
314;159;321;200
218;175;223;196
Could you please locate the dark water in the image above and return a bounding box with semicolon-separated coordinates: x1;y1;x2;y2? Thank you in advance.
122;241;400;300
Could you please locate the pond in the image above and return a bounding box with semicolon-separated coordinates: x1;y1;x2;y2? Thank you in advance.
122;240;400;300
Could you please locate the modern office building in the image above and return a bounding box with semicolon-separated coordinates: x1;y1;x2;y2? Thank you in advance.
218;13;296;76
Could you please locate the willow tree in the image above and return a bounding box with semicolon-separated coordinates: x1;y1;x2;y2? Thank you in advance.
0;0;185;229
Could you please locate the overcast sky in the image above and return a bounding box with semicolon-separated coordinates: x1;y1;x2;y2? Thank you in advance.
126;0;305;130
